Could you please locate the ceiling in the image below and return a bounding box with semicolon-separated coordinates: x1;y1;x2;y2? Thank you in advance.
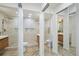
0;3;61;21
56;4;76;17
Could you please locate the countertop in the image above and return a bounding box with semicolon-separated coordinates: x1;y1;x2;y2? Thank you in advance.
0;36;8;40
37;33;63;36
58;32;63;35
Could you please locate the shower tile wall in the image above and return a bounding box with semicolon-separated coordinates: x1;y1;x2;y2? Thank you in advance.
7;19;39;48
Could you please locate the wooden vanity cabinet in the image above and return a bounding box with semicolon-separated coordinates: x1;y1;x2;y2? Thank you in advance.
58;33;63;45
0;37;8;49
0;36;8;54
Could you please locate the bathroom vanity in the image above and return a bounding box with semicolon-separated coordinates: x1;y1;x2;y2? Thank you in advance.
36;33;63;47
58;33;63;45
0;36;8;54
0;36;8;48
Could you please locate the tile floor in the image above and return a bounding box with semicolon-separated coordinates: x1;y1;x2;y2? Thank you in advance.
0;44;76;56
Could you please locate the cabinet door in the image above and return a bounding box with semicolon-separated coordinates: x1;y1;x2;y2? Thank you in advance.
0;38;8;49
58;34;63;45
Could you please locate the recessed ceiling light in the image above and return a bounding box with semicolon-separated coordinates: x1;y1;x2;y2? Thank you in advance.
28;13;32;18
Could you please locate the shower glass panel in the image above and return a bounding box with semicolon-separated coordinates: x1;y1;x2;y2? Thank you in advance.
44;13;52;56
57;14;64;56
23;10;39;56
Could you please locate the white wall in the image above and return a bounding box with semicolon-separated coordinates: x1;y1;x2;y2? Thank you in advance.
8;20;18;47
0;18;2;34
0;13;17;48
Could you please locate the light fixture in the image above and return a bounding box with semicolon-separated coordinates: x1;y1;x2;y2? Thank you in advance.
28;13;32;18
24;13;35;29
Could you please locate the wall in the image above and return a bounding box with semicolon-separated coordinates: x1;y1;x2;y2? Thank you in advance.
0;14;4;35
7;18;40;47
7;19;18;48
0;13;17;48
0;18;2;35
24;20;39;46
